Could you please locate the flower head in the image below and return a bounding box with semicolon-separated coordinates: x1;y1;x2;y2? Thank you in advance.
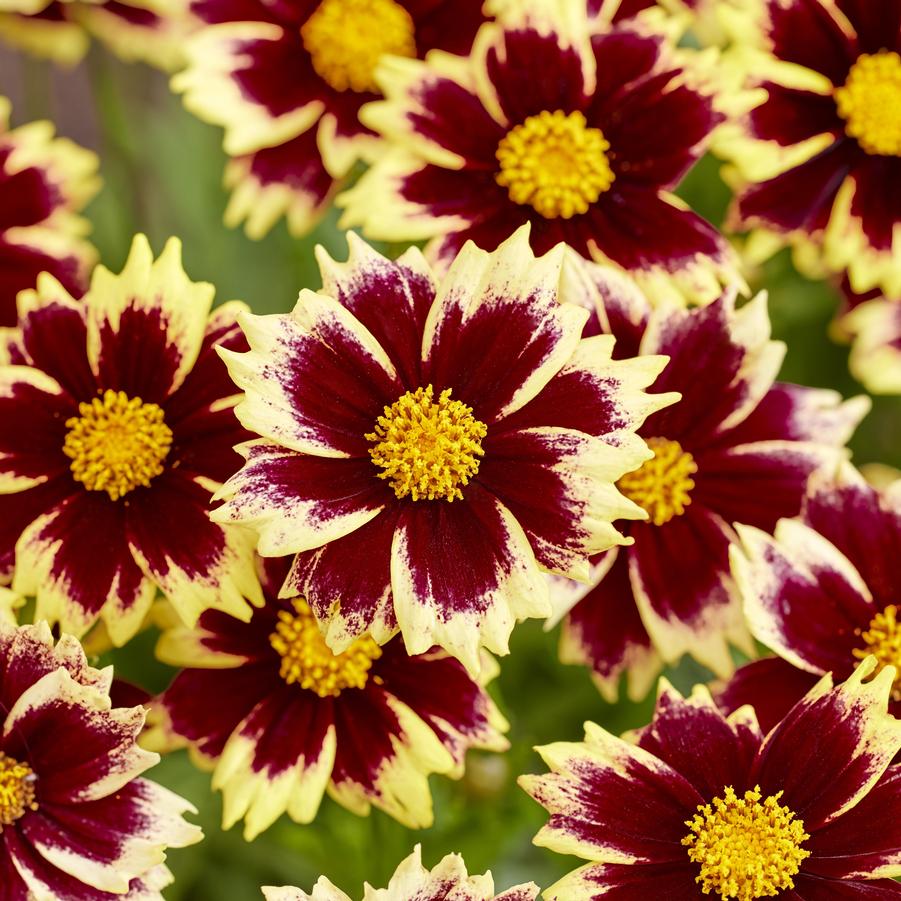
839;280;901;395
718;0;901;297
149;556;509;838
0;234;262;646
212;228;672;673
0;621;201;898
521;658;901;899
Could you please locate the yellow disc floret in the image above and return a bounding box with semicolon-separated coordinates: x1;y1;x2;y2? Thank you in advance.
683;785;810;901
853;604;901;700
0;752;37;830
270;597;382;697
495;110;615;219
366;385;487;502
63;389;173;501
835;51;901;156
617;437;698;526
300;0;416;93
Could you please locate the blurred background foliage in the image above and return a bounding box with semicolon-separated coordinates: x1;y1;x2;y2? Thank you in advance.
2;44;899;900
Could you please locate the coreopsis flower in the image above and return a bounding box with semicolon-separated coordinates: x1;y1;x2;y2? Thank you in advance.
521;657;901;900
556;262;868;700
723;464;901;734
718;0;901;298
0;621;201;899
172;0;488;239
338;2;737;301
838;281;901;395
212;228;671;673
262;844;538;901
0;234;261;646
0;0;186;69
149;556;510;839
0;96;98;328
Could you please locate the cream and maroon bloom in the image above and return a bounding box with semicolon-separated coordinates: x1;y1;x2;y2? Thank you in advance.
521;658;901;900
718;0;901;298
556;261;868;701
838;280;901;395
339;0;738;302
172;0;488;239
0;622;201;899
262;844;538;901
723;464;901;734
0;234;261;647
149;556;509;839
212;229;672;673
0;96;98;329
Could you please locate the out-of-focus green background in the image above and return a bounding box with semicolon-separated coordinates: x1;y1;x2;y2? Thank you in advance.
2;46;899;901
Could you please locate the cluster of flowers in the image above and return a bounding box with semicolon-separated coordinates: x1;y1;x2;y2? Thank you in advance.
0;0;900;898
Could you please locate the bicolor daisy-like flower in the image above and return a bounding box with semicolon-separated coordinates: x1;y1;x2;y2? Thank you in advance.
0;234;261;646
718;0;901;298
555;261;868;700
262;844;538;901
837;280;901;395
212;228;672;673
0;0;186;69
172;0;488;239
723;464;901;734
149;556;509;839
0;621;201;899
0;96;98;329
521;658;901;900
339;0;737;301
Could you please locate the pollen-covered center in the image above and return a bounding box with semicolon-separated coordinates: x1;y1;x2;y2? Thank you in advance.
835;51;901;156
300;0;416;93
63;389;173;501
853;604;901;700
617;437;698;526
495;110;615;219
366;385;487;502
683;786;811;901
269;597;382;698
0;752;37;829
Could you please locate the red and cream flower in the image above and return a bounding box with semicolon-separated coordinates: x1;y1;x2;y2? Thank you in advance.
718;0;901;298
338;1;738;302
521;658;901;900
837;280;901;395
262;844;538;901
212;228;672;673
723;464;901;734
0;234;261;647
149;556;510;839
555;261;868;701
0;0;187;69
0;621;201;899
172;0;488;239
0;96;98;329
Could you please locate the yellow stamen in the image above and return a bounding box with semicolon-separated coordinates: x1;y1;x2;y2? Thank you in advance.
617;437;698;526
269;597;382;697
495;110;615;219
835;51;901;156
63;389;173;501
683;785;810;901
366;385;487;502
853;604;901;700
0;753;37;830
300;0;416;93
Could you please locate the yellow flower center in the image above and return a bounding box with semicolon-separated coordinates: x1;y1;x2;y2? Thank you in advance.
853;604;901;700
366;385;487;502
683;786;811;901
617;437;698;527
269;597;383;697
835;51;901;156
63;389;173;501
0;752;37;830
300;0;416;93
495;110;615;219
